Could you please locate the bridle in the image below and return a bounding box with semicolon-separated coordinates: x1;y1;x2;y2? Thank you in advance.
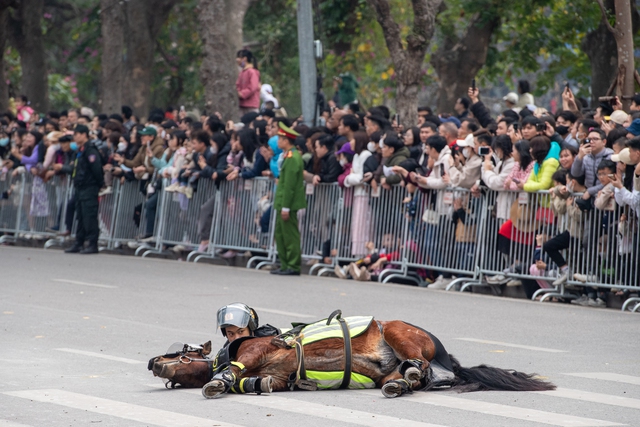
148;344;213;389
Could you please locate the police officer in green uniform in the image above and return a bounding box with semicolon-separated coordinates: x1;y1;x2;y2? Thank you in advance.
272;122;306;276
65;125;104;254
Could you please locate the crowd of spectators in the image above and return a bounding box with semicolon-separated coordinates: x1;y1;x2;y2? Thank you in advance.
1;67;639;309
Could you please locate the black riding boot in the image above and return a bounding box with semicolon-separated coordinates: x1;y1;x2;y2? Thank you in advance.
232;376;273;395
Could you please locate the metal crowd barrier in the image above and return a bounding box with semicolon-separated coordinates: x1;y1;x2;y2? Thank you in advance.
299;182;344;275
0;171;73;245
2;167;639;312
141;178;217;258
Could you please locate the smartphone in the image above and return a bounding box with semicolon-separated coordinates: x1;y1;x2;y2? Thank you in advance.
394;113;400;125
604;116;611;123
513;123;519;132
471;79;476;90
536;122;546;132
478;146;490;156
180;105;185;112
512;178;520;184
565;82;570;90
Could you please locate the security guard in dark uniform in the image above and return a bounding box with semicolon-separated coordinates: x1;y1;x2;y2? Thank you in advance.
65;125;104;254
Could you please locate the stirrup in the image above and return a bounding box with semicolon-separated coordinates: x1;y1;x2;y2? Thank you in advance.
381;379;412;398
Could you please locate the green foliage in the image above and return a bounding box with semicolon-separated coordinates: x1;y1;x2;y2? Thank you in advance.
244;0;301;115
151;0;204;109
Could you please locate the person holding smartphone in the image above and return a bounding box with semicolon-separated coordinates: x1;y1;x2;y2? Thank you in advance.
571;128;614;201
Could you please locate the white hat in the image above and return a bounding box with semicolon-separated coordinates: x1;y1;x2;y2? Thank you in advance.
457;133;475;147
503;92;519;104
611;148;634;165
609;110;629;125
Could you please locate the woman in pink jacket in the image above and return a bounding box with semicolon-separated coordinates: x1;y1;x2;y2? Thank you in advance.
236;50;261;116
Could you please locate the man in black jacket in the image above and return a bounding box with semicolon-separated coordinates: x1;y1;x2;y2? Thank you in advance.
304;133;342;184
65;125;104;254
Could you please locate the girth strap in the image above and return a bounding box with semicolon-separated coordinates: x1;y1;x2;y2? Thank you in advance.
328;310;352;390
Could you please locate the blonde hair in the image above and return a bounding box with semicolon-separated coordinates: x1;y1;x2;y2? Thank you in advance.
46;131;65;143
533;107;549;118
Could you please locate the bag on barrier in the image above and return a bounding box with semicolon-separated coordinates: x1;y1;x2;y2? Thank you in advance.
455;218;476;243
422;209;439;225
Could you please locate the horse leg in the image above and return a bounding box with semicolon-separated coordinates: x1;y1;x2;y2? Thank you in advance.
379;320;437;389
377;372;414;398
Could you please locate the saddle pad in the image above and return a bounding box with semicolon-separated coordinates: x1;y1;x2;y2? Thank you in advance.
300;316;373;346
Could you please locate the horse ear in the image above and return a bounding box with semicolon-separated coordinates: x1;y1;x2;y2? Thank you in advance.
202;341;212;356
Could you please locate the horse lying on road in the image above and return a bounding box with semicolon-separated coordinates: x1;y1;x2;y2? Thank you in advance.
148;314;555;399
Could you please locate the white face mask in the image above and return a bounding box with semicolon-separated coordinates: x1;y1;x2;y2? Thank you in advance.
367;142;377;152
492;153;500;163
117;142;127;152
566;182;574;193
462;147;471;159
339;158;347;167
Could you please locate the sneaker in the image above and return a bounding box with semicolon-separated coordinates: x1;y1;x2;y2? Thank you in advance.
357;267;371;282
348;263;361;280
184;186;194;199
98;186;112;197
127;241;141;249
221;250;237;259
573;273;597;283
24;233;32;240
140;235;155;243
430;276;452;290
45;226;59;233
172;244;186;253
588;297;606;308
486;274;508;284
571;295;589;306
334;265;347;279
176;185;186;194
164;183;180;192
506;279;522;287
552;269;570;286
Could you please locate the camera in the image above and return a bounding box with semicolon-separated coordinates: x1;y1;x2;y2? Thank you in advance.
535;122;546;132
478;146;491;156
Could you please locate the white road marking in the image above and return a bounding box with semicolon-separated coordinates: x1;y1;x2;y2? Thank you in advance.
147;385;448;427
55;348;144;364
455;337;567;353
251;306;316;318
358;390;621;427
0;420;33;427
536;387;640;410
3;389;242;427
51;279;117;289
565;372;640;386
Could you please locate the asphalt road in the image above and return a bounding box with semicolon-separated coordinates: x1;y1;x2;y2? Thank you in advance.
1;246;639;427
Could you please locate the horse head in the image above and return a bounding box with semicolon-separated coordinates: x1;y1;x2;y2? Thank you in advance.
148;341;213;388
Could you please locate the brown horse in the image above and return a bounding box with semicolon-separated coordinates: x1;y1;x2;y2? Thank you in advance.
149;317;555;399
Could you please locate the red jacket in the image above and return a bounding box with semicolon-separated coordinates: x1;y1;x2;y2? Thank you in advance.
236;67;261;109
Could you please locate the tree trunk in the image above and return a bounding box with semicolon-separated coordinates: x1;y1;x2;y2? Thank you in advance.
100;0;125;115
581;13;618;107
431;12;500;114
8;0;48;113
367;0;442;128
613;0;635;110
0;7;10;113
122;0;179;119
198;0;250;121
595;0;638;110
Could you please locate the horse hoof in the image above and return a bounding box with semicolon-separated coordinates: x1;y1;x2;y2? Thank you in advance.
381;381;404;398
202;380;227;399
404;367;423;383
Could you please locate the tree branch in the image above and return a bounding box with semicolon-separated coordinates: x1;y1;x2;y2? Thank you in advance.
367;0;405;65
595;0;617;34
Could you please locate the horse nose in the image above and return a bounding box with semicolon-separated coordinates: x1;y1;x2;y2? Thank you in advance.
152;361;164;377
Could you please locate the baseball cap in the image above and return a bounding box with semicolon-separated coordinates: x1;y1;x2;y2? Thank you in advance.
609;110;629;126
611;148;634;165
138;126;157;137
503;92;519;104
626;118;640;136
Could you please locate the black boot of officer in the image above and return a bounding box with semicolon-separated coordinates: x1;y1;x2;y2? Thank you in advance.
64;126;103;255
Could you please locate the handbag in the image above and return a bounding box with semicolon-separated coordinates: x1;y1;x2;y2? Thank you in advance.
421;208;439;225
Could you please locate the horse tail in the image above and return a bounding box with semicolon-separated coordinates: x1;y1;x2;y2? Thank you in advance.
449;354;556;392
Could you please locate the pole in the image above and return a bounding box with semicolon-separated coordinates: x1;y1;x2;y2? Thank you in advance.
297;0;317;126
